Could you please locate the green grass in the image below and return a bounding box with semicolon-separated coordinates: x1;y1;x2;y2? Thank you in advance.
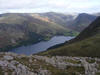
65;59;81;64
86;59;95;63
0;67;4;75
96;72;100;75
66;66;85;74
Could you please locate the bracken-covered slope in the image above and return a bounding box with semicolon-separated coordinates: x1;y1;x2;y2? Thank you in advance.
40;17;100;57
0;13;73;51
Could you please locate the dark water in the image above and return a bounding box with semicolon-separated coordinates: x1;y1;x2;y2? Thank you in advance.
10;36;74;55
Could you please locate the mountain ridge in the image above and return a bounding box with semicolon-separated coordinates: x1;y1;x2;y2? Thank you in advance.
67;13;97;32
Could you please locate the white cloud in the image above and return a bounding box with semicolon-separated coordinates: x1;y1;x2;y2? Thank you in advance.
0;0;100;13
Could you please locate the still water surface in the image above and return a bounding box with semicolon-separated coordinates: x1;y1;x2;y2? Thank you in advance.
10;36;74;55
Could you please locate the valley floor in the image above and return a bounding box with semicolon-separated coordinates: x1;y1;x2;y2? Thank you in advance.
0;52;100;75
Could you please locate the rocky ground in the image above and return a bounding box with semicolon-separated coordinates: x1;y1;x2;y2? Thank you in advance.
0;52;100;75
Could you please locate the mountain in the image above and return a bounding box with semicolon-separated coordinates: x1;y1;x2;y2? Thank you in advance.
67;13;97;32
70;16;100;42
0;12;98;51
94;13;100;16
0;13;74;51
37;12;76;27
0;13;100;75
36;12;97;32
40;17;100;57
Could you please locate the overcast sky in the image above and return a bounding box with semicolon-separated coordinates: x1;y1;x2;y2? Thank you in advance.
0;0;100;13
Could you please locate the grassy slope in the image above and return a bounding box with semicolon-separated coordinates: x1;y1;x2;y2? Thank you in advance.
39;17;100;58
40;34;100;57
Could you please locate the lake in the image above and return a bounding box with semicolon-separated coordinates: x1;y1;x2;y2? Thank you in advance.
10;36;74;55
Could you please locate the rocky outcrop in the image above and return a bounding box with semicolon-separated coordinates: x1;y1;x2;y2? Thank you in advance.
34;55;100;75
0;52;100;75
0;53;51;75
81;59;97;75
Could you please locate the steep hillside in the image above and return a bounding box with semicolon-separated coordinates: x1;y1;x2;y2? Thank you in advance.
0;13;73;51
67;13;97;32
70;16;100;42
40;17;100;57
